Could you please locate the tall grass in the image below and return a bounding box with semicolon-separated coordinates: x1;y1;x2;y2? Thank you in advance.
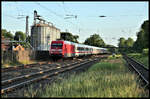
14;57;149;97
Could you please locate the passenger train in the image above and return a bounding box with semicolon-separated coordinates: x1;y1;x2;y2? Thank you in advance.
49;40;108;58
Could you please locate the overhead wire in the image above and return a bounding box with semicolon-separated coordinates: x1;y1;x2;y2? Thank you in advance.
15;2;24;16
3;14;18;19
61;1;81;36
36;2;63;18
35;2;80;34
35;2;141;43
62;1;70;15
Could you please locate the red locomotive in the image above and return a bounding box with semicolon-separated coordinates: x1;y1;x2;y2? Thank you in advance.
49;40;108;58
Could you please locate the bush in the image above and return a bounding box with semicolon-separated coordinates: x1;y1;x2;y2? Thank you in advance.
142;48;149;55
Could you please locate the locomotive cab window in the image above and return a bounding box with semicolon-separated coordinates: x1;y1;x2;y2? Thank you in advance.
51;43;63;48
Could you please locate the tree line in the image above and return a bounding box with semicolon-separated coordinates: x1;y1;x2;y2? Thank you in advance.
61;32;117;53
118;37;134;53
1;29;116;53
2;29;31;48
2;29;114;52
133;20;149;52
2;19;148;53
118;20;149;53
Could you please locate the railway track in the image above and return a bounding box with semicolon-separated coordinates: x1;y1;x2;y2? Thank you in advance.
1;63;48;72
123;54;149;87
1;55;106;80
1;59;71;72
1;55;96;73
2;60;78;81
1;55;108;94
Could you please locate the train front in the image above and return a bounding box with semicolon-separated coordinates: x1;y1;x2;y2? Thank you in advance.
49;41;64;58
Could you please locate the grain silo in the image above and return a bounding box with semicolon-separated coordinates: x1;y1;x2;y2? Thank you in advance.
31;23;60;51
31;10;60;51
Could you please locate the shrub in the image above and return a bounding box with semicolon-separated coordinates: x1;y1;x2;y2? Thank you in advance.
142;48;149;55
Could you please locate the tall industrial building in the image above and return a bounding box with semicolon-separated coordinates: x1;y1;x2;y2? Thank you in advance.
31;10;60;51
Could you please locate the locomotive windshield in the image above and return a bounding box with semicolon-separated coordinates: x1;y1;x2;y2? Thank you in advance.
51;43;63;48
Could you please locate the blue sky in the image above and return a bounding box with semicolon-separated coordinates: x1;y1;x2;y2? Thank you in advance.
2;1;149;46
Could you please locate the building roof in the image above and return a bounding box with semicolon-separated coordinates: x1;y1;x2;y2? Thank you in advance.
32;23;60;30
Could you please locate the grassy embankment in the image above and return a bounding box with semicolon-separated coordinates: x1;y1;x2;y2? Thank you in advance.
128;53;149;68
6;55;149;97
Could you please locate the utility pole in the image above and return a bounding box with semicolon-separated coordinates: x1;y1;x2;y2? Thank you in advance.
24;16;29;42
17;15;29;42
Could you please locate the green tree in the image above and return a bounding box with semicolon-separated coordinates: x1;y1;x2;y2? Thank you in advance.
2;29;7;35
105;44;118;53
133;30;145;52
60;32;79;43
124;37;134;47
124;37;134;53
133;20;149;52
84;34;105;47
118;37;134;53
73;35;79;43
141;20;149;48
14;31;26;41
118;37;126;53
14;31;32;48
2;29;14;40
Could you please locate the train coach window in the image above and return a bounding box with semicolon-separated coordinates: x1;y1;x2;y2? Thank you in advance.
77;47;84;50
81;47;84;50
77;47;80;50
86;48;88;51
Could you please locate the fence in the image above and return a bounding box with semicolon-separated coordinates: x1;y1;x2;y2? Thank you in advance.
1;50;36;64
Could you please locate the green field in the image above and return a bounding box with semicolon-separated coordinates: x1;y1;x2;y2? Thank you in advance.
128;53;149;68
5;57;149;97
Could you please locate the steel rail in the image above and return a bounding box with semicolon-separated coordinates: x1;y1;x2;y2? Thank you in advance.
1;58;97;94
1;61;55;72
127;56;148;70
2;63;43;72
2;60;85;82
2;60;81;85
1;59;96;94
2;58;83;72
123;55;149;86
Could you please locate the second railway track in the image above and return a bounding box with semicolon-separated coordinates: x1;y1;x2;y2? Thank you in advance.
1;58;85;81
123;54;149;87
1;55;108;94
